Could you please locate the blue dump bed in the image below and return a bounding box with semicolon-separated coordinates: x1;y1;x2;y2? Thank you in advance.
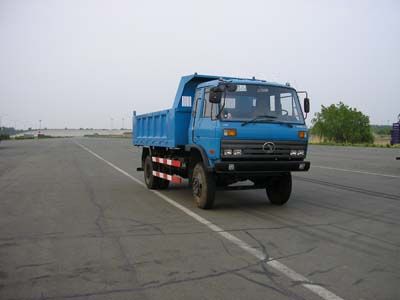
133;108;190;147
133;74;223;148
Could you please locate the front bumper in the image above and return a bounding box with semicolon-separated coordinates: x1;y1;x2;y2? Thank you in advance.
214;160;310;174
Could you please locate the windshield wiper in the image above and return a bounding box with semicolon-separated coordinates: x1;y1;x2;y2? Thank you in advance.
241;114;277;126
269;120;294;128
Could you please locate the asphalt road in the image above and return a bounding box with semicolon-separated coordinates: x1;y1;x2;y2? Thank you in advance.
0;138;399;300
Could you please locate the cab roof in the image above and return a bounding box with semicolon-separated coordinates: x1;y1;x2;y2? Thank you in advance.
172;73;293;109
192;74;291;89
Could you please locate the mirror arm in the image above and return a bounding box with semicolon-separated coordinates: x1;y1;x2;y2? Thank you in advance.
297;91;308;98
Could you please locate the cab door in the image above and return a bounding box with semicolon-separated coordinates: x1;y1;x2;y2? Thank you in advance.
189;88;202;144
192;88;219;159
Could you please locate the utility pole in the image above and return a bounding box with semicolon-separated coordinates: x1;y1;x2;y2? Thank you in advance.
110;117;114;130
39;120;42;134
122;118;125;129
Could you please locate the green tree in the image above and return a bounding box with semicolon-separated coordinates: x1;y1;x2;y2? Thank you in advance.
371;125;391;135
311;102;374;144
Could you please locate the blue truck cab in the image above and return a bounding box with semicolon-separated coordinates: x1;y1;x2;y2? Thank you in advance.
133;74;311;209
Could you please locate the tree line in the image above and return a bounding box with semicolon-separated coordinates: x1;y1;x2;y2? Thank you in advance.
311;102;374;144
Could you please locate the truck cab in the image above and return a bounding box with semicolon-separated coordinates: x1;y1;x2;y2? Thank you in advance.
133;74;310;209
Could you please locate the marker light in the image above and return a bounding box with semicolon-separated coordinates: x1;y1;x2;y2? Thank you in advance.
223;129;237;137
298;131;307;139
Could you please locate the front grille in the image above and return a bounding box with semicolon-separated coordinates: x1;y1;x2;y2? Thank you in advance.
221;139;307;161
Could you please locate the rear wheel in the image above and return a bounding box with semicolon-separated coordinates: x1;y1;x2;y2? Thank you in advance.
158;179;169;189
266;173;292;205
144;156;160;189
192;162;216;209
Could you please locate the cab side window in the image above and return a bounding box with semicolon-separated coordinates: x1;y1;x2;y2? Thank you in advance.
203;89;217;119
193;88;202;117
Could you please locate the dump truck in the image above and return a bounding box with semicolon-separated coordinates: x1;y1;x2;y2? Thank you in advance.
133;74;311;209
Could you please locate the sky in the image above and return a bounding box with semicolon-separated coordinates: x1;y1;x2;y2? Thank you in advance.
1;0;399;129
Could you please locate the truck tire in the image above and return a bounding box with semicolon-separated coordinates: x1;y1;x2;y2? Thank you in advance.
144;156;160;189
266;173;292;205
192;162;216;209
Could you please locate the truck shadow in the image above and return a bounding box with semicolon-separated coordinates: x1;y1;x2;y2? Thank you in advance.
164;185;275;210
213;191;274;210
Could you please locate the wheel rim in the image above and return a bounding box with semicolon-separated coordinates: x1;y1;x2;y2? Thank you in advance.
192;174;202;198
145;161;151;184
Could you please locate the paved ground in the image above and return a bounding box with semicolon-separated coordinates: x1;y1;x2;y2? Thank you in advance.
0;138;399;300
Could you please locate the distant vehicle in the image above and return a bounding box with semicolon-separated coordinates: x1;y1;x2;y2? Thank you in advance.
133;74;311;209
390;114;400;145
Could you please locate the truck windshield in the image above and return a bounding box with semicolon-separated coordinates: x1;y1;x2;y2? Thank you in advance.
215;84;304;124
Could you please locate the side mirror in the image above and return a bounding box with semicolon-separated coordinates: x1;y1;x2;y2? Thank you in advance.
209;86;223;103
225;83;237;92
304;97;310;113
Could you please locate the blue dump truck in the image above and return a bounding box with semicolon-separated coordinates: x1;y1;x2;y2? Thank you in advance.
133;74;311;209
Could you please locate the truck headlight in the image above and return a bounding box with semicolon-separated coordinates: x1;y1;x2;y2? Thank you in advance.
233;149;242;156
297;150;305;156
290;150;305;157
224;149;233;156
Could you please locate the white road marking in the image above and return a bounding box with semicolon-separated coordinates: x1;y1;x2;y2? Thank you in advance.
312;165;400;179
75;142;345;300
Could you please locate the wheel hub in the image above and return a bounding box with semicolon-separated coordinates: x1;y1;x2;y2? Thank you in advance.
192;176;202;197
145;163;151;183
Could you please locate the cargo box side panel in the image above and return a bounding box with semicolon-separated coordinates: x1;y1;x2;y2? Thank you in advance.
133;109;175;147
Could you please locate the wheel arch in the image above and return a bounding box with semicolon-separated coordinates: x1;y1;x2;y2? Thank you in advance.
185;144;211;169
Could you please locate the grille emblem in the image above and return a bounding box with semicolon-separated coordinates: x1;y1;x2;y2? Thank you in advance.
262;142;275;154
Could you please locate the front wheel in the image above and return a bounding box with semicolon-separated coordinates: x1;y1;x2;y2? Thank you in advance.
192;162;216;209
266;173;292;205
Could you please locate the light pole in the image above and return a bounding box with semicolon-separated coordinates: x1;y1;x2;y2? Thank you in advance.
127;115;132;130
39;120;42;134
122;118;125;130
110;118;114;131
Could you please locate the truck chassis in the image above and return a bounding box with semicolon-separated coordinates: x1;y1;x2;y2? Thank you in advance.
139;146;309;209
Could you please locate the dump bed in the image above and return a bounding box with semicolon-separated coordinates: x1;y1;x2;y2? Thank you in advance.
133;108;191;147
133;74;221;148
